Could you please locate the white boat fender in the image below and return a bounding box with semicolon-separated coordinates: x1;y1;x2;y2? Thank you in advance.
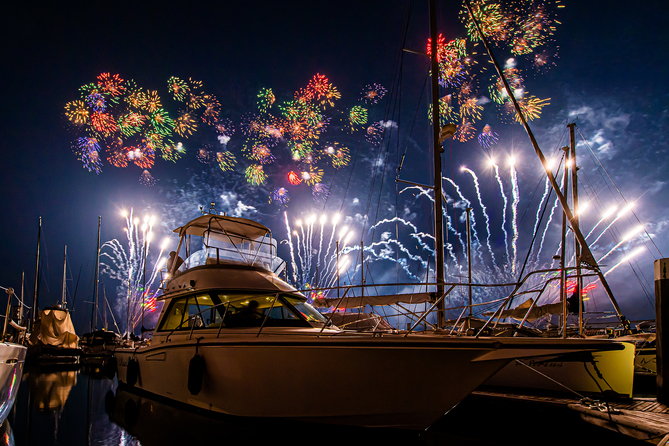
188;337;205;395
126;357;139;387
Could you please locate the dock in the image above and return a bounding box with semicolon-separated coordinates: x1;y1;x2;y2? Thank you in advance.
472;388;669;444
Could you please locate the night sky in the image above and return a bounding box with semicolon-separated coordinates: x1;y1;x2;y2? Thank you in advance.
1;1;666;333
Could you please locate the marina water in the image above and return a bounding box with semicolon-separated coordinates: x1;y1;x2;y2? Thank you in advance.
4;367;646;445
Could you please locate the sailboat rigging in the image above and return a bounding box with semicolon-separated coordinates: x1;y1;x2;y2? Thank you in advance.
462;0;631;332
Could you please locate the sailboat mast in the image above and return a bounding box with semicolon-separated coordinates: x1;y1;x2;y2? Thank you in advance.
62;245;67;309
20;271;24;325
463;0;631;331
92;216;101;332
568;123;583;335
560;148;568;338
429;0;445;328
32;216;41;327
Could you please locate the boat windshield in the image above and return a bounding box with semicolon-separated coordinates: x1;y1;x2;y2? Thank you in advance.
158;292;327;331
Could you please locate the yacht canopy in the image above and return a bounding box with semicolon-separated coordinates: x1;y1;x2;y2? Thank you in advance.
174;215;271;239
312;292;432;309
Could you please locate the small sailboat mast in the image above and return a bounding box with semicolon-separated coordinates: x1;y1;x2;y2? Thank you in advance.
91;216;101;332
61;245;67;309
32;216;41;328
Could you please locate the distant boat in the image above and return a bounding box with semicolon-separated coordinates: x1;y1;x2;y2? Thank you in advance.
27;306;81;366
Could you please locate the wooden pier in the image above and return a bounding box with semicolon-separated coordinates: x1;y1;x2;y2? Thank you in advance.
472;388;669;444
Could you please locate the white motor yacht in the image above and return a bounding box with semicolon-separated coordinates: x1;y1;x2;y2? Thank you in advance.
114;214;626;430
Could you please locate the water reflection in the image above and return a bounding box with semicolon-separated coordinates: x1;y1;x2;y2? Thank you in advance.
105;386;424;446
26;369;77;412
4;367;646;446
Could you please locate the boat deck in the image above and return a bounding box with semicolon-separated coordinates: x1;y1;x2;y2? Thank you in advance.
472;388;669;444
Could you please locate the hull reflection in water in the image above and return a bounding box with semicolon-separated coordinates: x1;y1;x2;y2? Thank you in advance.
106;386;426;446
26;369;77;412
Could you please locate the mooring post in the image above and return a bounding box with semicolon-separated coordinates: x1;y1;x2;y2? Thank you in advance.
656;259;669;402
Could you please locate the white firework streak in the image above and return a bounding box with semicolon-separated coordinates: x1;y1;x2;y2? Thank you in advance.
321;220;338;285
492;164;511;266
599;226;644;263
368;217;436;254
443;177;484;266
312;219;326;286
510;165;520;274
307;219;314;280
295;223;305;285
462;168;496;268
591;208;631;246
399;185;465;255
585;214;611;240
537;196;560;264
338;242;425;282
399;185;433;201
284;212;298;284
530;177;551;267
603;247;644;277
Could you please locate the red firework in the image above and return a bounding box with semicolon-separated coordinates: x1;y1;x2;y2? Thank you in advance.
288;171;302;186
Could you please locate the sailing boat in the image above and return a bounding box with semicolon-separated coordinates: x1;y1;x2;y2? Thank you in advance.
312;2;645;399
0;285;27;425
27;244;81;366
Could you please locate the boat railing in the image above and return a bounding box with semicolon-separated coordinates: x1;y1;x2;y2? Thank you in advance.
174;234;286;278
305;265;602;335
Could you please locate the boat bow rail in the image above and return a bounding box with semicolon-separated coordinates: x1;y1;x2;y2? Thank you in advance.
309;265;620;336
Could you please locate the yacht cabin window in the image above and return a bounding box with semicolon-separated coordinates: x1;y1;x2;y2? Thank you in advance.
157;292;324;331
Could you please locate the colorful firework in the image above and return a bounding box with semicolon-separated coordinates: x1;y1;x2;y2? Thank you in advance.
478;124;499;148
324;143;350;169
257;88;276;113
365;121;385;146
459;96;483;122
64;100;89;125
349;106;368;126
459;1;508;43
312;183;330;202
97;73;126;98
298;74;341;108
139;170;156;187
73;137;103;174
216;151;237;171
359;83;387;104
504;95;551;122
127;143;155;170
201;95;221;125
167;77;190;101
454;118;476;142
174;111;197;137
214;118;235;137
161;141;185;162
90;112;118;136
86;92;107;112
196;145;216;164
301;167;323;186
144;91;162;113
150;109;174;135
271;187;290;206
245;164;266;185
250;144;276;164
288;171;302;186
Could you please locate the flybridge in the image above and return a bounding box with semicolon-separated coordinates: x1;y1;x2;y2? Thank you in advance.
169;214;286;277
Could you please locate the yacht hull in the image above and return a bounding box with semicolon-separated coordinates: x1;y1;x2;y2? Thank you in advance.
115;334;622;430
0;343;27;424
